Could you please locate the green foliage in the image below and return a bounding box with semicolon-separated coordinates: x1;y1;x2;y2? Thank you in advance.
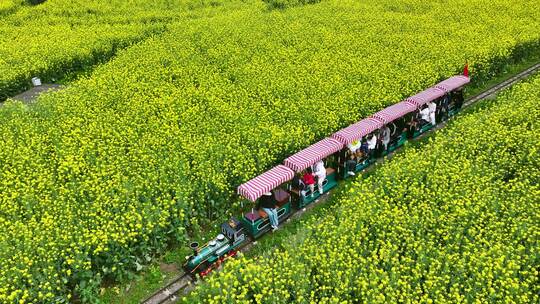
183;72;540;304
0;0;539;302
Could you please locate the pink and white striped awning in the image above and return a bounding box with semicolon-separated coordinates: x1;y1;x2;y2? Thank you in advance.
237;165;295;202
372;101;416;124
435;75;470;92
406;87;446;107
331;117;383;145
284;138;344;172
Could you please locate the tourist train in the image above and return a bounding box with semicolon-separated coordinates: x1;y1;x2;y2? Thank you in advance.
184;72;469;277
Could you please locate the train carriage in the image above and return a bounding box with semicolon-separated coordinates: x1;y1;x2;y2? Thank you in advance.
435;75;469;116
238;165;294;238
405;87;447;136
371;101;417;153
284;138;342;208
332;117;383;178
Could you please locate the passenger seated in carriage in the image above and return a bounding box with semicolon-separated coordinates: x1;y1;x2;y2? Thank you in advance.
302;168;316;198
405;115;418;139
312;160;326;194
395;116;408;136
380;124;391;151
257;191;279;231
291;175;306;197
437;95;450;123
348;138;368;164
367;133;378;157
388;121;399;141
360;138;369;156
345;153;357;176
427;100;437;125
419;104;431;125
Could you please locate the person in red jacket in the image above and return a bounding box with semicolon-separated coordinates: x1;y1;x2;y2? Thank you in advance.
302;168;316;198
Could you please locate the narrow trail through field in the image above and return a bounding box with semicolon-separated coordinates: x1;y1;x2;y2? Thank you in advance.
7;84;64;104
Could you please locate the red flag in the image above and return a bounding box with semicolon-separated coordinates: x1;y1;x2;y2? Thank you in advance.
463;63;469;77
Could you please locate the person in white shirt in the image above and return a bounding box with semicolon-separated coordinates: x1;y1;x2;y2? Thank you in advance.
367;134;378;157
367;134;377;149
381;125;391;151
427;101;437;125
419;105;430;124
312;160;326;194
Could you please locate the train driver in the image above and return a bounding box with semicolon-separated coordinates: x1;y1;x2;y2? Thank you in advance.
453;89;464;109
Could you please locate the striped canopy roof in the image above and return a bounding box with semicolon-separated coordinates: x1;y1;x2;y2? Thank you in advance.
237;165;295;202
435;75;470;92
372;101;416;124
331;117;383;145
284;138;344;172
406;87;446;107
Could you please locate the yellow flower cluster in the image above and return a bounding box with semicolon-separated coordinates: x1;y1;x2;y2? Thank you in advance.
183;73;540;303
1;0;539;302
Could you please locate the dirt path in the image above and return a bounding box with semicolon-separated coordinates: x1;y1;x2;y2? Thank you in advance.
7;83;63;104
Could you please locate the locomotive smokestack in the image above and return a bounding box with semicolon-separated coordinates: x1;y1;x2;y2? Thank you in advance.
190;242;199;255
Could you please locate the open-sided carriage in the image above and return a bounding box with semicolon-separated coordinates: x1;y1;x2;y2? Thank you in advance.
284;138;341;208
371;102;417;153
332;102;417;179
436;75;469;117
238;165;294;238
407;75;470;137
406;87;446;136
332;117;382;178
